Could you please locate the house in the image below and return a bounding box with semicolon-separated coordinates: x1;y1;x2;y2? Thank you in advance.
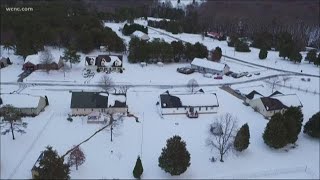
244;90;264;104
85;55;123;73
207;32;225;40
131;30;150;41
0;57;12;69
191;58;230;75
0;94;47;116
157;90;219;117
23;53;64;71
70;91;128;116
247;91;303;118
31;151;44;179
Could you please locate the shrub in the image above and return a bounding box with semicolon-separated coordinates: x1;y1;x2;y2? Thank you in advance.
259;48;268;59
234;123;250;151
235;40;251;52
303;112;320;138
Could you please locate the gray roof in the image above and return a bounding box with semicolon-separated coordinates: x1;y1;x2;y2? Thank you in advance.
160;94;182;108
71;92;109;108
245;90;263;100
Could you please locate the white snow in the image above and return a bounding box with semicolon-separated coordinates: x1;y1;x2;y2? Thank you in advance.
25;50;62;65
0;94;41;108
191;58;227;71
107;94;126;107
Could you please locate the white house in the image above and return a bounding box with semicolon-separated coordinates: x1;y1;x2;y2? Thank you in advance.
70;91;128;116
191;58;230;75
0;94;47;116
157;90;219;117
131;30;150;41
246;91;303;118
85;55;123;73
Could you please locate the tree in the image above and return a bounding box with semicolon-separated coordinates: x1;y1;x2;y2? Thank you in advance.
211;46;222;61
34;146;70;179
40;48;54;73
187;79;199;93
303;112;320;138
100;75;114;92
235;40;251;52
266;77;281;93
158;135;190;176
206;113;238;162
0;105;27;140
105;113;125;142
289;49;302;63
282;106;303;144
234;123;250;152
305;49;317;63
68;146;85;170
62;47;80;68
259;48;268;60
133;156;143;179
263;113;288;149
315;53;320;67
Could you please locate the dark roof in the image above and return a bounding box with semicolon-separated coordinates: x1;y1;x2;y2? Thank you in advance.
95;55;111;66
269;91;283;97
70;92;108;108
86;57;95;66
260;97;287;111
245;90;263;100
160;94;182;108
113;100;126;107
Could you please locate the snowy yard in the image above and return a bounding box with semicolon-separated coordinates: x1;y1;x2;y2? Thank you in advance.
1;83;319;179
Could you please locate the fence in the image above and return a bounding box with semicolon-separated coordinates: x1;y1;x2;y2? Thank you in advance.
265;80;320;95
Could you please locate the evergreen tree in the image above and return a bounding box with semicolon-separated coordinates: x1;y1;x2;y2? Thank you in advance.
62;47;80;68
211;46;222;61
263;113;288;149
303;112;320;138
234;123;250;152
289;49;302;63
133;156;144;179
158;135;191;176
305;49;317;63
314;53;320;67
282;106;303;144
34;146;70;179
259;48;268;59
235;40;251;52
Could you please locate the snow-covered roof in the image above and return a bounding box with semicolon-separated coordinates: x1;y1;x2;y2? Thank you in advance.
25;52;61;65
272;94;302;108
191;58;227;71
132;31;150;40
107;94;126;107
160;92;219;108
0;94;42;108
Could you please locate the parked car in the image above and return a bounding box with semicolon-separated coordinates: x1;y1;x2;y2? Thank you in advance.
240;72;249;76
214;75;223;79
254;72;261;75
246;74;252;77
225;71;233;76
177;67;195;74
234;89;241;95
203;73;213;78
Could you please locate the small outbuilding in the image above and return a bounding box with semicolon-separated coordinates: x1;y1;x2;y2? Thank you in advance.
191;58;230;76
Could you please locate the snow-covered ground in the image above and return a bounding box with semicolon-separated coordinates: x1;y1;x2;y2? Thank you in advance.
1;83;319;179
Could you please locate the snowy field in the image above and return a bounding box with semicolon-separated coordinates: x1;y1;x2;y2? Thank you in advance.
1;83;319;179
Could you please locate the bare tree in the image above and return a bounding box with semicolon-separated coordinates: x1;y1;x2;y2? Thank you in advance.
68;146;85;170
104;113;125;142
100;75;114;92
266;77;282;93
40;48;54;74
0;105;27;140
206;113;238;162
61;61;71;79
117;85;129;94
282;76;291;86
187;79;199;93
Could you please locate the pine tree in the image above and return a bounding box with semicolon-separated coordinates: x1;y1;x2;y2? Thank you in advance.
259;48;268;59
133;156;143;179
158;135;191;176
315;53;320;67
34;146;70;179
263;113;288;149
62;47;80;68
289;48;302;63
282;106;303;144
305;49;317;63
303;112;320;138
234;123;250;151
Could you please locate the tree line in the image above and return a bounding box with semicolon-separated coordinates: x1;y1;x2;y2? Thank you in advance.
122;23;148;36
128;37;208;63
1;1;126;59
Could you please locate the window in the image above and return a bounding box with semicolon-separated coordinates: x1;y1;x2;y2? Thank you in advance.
199;107;201;111
206;107;208;110
211;107;213;109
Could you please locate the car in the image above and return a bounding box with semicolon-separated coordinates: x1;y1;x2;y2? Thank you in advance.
234;89;241;95
225;71;233;76
254;72;261;75
240;72;249;76
214;75;223;79
177;67;195;74
246;74;252;77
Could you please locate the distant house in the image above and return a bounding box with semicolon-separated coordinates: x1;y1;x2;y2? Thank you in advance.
85;55;123;73
0;57;12;69
0;94;47;116
246;91;303;118
131;30;150;41
70;91;128;116
157;90;219;117
23;53;63;71
191;58;230;75
207;32;225;40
